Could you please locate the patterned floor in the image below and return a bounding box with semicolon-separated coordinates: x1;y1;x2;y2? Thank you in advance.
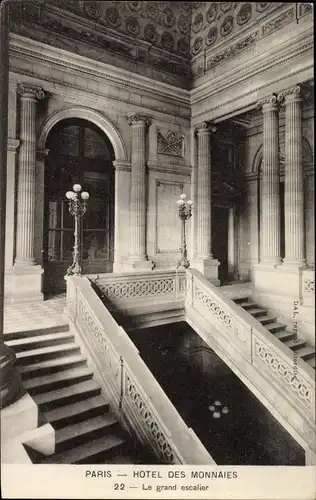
4;294;67;334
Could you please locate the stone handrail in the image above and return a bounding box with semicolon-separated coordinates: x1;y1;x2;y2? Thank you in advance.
65;275;215;465
88;269;186;306
186;268;315;454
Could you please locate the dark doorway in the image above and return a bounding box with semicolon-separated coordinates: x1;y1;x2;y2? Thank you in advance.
212;206;229;284
43;118;115;295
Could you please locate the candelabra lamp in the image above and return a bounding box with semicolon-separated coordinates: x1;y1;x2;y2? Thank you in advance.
65;184;89;276
176;193;193;269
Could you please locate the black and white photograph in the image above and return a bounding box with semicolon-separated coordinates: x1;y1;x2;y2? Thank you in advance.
0;1;315;499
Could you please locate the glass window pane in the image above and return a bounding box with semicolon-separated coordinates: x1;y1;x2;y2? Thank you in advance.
82;231;109;261
48;230;61;261
62;230;74;261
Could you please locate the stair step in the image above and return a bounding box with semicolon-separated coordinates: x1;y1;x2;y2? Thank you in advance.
16;343;80;365
43;395;110;429
305;357;316;369
6;331;75;352
24;366;94;395
294;346;315;360
265;322;287;333
283;339;307;350
238;301;257;309
55;414;119;452
233;297;252;304
40;434;127;464
19;353;87;379
245;307;268;317
257;315;278;325
4;324;69;341
33;379;101;411
273;330;296;341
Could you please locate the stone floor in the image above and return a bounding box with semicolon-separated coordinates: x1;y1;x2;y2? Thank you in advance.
4;295;67;334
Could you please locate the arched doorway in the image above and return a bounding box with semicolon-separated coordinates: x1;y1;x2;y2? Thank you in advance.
43;118;115;294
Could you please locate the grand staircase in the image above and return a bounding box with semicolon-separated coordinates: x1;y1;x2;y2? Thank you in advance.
233;296;315;369
5;324;156;464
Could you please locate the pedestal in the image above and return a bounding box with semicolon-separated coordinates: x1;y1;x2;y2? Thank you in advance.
191;257;220;285
11;265;43;303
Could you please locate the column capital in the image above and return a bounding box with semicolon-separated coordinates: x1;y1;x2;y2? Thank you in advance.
194;122;217;136
127;113;152;127
257;94;278;111
17;84;45;101
36;148;50;161
277;85;301;104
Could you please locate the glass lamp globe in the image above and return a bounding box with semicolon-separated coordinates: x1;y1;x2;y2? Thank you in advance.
66;191;74;200
187;200;193;206
81;191;89;200
73;184;82;192
176;199;185;206
180;193;187;200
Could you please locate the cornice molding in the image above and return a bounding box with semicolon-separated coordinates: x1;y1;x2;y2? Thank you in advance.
191;26;313;109
9;34;190;109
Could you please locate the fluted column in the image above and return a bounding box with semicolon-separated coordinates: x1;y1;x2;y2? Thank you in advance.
127;114;154;270
15;84;45;266
277;86;306;267
257;95;281;266
0;3;25;408
112;159;131;272
191;122;219;283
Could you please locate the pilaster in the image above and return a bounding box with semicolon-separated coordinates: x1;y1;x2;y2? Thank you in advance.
191;122;219;284
112;159;131;272
126;114;154;271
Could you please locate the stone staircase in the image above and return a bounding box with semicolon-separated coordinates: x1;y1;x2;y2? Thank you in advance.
233;297;315;369
5;324;156;464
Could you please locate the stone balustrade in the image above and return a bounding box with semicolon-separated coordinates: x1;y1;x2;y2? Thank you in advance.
65;275;215;465
185;268;315;459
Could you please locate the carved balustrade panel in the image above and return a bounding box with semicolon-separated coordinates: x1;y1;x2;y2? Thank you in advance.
123;371;179;464
253;335;314;420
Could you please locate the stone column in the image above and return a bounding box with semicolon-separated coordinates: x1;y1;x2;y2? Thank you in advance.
126;114;154;270
277;86;306;267
0;2;25;408
257;95;281;266
191;122;219;283
12;84;45;302
112;159;131;272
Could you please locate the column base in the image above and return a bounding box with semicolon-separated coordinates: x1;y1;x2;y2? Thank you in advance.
282;258;308;270
191;257;220;285
123;257;155;272
11;265;43;303
258;258;283;269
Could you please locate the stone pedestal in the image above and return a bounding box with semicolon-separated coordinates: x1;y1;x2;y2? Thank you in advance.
127;114;154;271
278;86;306;268
12;84;45;302
191;123;219;284
257;95;281;267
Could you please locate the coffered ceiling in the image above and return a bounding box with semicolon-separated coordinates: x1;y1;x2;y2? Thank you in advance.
8;2;313;89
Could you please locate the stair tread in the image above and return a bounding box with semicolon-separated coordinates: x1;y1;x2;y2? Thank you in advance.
19;353;87;374
33;379;100;405
283;339;307;348
265;322;287;330
55;414;118;444
246;307;268;314
294;346;315;356
44;395;109;422
24;366;93;391
305;358;316;368
273;330;295;339
6;331;74;348
16;343;79;359
257;315;277;323
42;434;126;464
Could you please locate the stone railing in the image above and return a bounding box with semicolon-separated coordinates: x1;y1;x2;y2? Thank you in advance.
185;268;315;455
65;275;214;465
302;268;315;307
89;269;186;306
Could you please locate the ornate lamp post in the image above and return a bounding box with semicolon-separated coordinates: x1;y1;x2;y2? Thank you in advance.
176;193;193;269
65;184;89;276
